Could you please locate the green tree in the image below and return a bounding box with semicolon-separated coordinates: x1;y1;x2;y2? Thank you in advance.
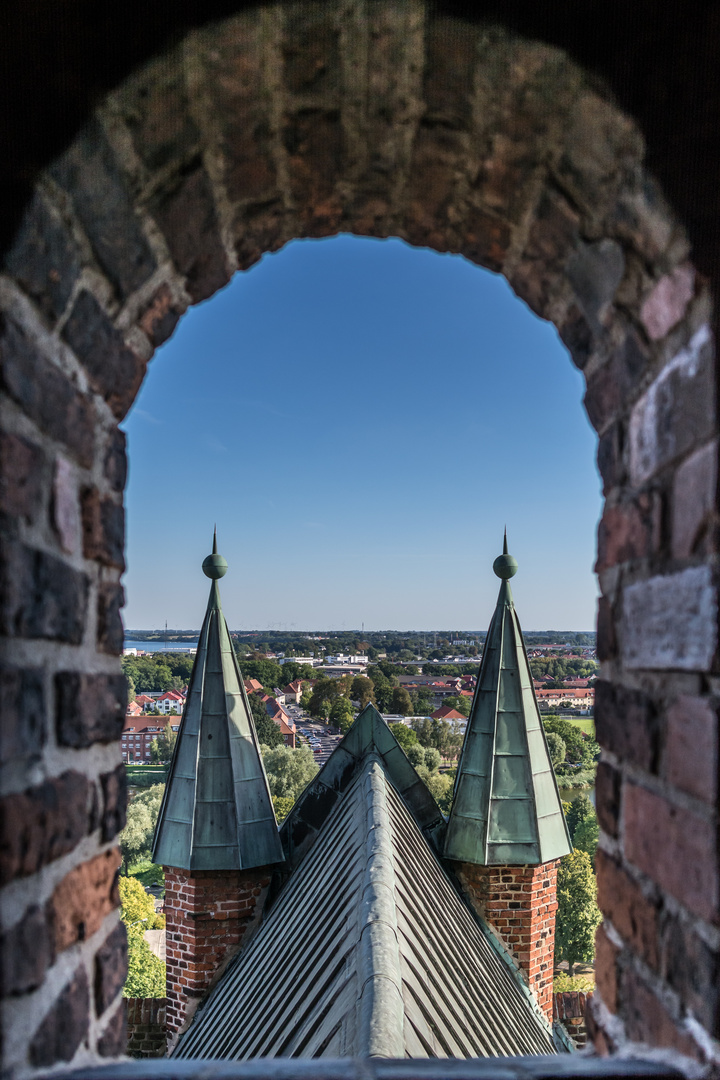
387;723;418;752
272;794;295;822
444;695;471;717
555;850;601;974
406;744;426;768
157;721;177;762
415;766;454;814
119;877;166;997
411;689;434;716
566;793;595;838
308;676;342;718
261;745;319;802
546;732;566;769
351;675;375;709
126;674;136;702
119;785;165;873
239;657;284;690
573;814;599;862
411;717;433;747
390;686;413;716
542;718;585;763
423;746;442;772
249;693;284;748
330;696;355;733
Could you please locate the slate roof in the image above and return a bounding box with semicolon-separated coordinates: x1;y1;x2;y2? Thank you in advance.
444;539;572;866
152;540;283;871
174;752;555;1061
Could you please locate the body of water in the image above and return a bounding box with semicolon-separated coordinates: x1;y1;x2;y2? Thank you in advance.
124;639;198;653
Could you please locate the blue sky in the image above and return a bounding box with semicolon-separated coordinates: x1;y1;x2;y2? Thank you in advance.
122;235;601;631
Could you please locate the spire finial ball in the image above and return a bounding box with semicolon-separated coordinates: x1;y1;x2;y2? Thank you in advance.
493;552;518;579
203;552;228;579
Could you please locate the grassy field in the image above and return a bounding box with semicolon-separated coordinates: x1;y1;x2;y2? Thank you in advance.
125;765;167;787
566;716;595;736
128;860;165;890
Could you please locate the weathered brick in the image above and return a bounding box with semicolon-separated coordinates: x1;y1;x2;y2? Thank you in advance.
97;581;125;655
621;967;700;1059
596;850;659;970
594;680;658;772
100;763;127;842
49;849;121;953
29;966;90;1066
94;922;127;1014
138;283;185;348
0;541;89;643
461;210;511;274
566;238;625;326
584;353;629;434
622;566;717;672
594;924;618;1014
595;761;621;838
629;325;715;486
558;304;595;371
0;905;54;996
624;782;718;922
80;486;124;569
0;771;91;885
97;999;127;1057
103;427;127;494
283;109;344;235
596;494;659;572
660;913;719;1035
0;665;45;764
0;431;45;520
55;671;126;748
52;456;82;555
596;595;617;661
4;191;82;323
150;163;230;304
423;17;476;130
596;421;625;494
640;263;695;341
126;63;199;173
672;440;717;559
0;315;95;466
509;191;579;317
663;695;717;805
62;290;147;421
51;118;156;300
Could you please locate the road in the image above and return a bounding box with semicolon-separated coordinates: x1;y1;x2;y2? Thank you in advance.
285;705;341;765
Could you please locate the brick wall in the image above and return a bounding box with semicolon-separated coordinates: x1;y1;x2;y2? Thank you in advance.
125;998;166;1058
458;862;559;1022
0;1;717;1072
164;867;270;1048
553;991;592;1050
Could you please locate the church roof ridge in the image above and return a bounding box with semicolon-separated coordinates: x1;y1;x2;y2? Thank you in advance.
443;535;572;866
152;534;283;871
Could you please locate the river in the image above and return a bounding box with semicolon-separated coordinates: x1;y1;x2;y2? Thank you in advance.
124;639;198;653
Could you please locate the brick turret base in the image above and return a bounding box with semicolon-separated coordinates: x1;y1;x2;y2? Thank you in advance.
456;861;559;1023
164;866;272;1050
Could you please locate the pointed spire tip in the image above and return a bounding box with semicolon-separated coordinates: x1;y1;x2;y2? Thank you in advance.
493;530;518;580
203;526;228;580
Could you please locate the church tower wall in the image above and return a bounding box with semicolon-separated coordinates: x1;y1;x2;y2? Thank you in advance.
457;861;559;1023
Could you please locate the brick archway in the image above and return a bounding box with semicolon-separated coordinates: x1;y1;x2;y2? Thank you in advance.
1;3;717;1073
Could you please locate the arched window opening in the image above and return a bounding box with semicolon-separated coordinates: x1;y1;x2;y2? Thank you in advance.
0;5;716;1074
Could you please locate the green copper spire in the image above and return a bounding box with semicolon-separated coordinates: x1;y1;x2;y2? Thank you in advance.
153;535;283;871
444;537;572;866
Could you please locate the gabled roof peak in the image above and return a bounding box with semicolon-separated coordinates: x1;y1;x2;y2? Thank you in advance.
444;538;572;867
153;536;283;871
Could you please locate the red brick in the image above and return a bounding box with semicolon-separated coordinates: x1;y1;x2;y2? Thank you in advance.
622;967;700;1059
0;431;45;521
595;761;622;838
55;671;126;748
49;849;121;953
640;263;695;341
595;680;658;772
672;441;717;559
29;966;89;1066
596;495;659;572
664;695;717;804
596;850;659;970
0;541;89;644
624;782;718;922
0;771;91;885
